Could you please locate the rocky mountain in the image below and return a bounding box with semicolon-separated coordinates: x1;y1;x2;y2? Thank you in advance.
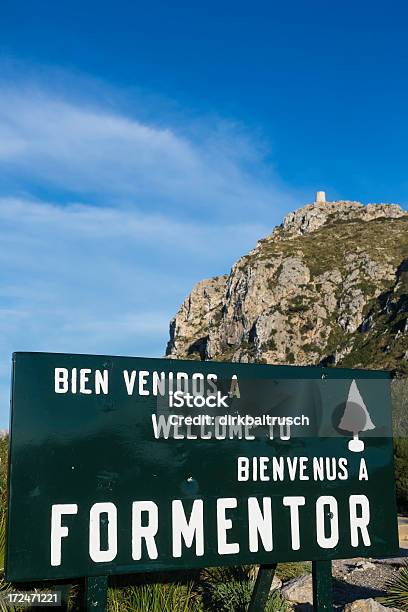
166;198;408;375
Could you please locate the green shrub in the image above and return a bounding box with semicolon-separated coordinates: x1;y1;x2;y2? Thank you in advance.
392;378;408;438
200;566;289;612
381;560;408;611
394;437;408;513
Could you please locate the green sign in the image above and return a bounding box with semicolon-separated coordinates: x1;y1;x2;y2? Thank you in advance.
6;352;399;582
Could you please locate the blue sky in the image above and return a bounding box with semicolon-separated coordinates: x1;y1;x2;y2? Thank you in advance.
0;1;408;427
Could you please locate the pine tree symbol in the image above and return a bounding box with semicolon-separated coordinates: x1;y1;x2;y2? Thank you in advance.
338;380;375;452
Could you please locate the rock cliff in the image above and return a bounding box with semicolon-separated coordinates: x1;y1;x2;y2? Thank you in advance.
166;200;408;375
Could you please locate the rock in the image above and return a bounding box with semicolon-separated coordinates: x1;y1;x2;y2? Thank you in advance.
398;517;408;545
353;561;377;572
280;200;405;238
281;200;363;236
165;274;227;360
166;198;408;375
281;574;313;604
344;598;399;611
270;574;282;591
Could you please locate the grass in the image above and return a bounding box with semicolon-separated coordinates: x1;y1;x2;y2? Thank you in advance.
0;436;8;572
108;581;202;612
276;561;312;582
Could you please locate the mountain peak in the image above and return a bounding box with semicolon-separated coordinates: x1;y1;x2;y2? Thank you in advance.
278;199;406;238
166;197;408;375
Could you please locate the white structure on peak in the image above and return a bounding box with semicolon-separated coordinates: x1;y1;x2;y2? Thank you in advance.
315;191;326;203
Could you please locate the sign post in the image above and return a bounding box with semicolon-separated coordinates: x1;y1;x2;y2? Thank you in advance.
312;560;333;611
84;576;108;611
6;352;399;608
248;564;277;611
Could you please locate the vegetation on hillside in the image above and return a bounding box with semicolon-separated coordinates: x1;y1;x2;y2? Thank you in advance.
339;260;408;375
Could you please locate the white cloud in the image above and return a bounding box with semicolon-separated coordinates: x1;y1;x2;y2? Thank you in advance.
0;75;303;427
0;196;273;425
0;84;299;217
